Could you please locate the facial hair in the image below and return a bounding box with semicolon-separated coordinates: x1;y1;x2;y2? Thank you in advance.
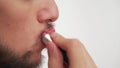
0;44;41;68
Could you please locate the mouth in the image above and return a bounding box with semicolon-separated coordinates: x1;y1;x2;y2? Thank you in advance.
41;27;55;44
32;27;55;52
20;25;55;65
41;27;55;37
30;22;55;52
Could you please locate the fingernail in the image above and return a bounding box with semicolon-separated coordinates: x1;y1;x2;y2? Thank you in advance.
42;34;54;55
43;34;52;43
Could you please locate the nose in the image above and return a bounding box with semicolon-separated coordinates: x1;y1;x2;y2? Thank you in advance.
37;0;59;23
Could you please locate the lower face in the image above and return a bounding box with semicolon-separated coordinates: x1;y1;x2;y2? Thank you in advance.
0;0;58;68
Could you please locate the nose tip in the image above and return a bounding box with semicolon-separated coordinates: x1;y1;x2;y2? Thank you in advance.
37;4;59;23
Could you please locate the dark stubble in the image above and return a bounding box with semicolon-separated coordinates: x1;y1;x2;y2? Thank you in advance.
0;44;41;68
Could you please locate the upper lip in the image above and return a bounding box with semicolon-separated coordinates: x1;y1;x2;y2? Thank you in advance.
29;23;54;53
40;22;55;39
41;27;55;40
37;22;55;49
36;24;54;49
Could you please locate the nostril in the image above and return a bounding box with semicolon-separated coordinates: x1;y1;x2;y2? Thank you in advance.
48;18;56;22
37;16;57;23
44;18;56;23
46;19;53;23
37;6;58;23
37;14;56;23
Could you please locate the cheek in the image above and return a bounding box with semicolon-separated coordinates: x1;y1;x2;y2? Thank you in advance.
0;18;40;56
0;8;30;23
0;1;45;57
0;0;32;22
0;8;37;56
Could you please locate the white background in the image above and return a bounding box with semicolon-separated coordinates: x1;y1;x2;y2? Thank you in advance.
41;0;120;68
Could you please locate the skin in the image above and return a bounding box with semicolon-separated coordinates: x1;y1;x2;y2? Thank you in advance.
0;0;97;68
44;33;97;68
0;0;58;68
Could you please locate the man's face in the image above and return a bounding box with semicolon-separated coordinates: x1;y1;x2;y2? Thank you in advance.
0;0;58;68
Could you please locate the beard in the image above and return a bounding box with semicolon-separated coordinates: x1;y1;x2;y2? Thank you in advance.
0;44;41;68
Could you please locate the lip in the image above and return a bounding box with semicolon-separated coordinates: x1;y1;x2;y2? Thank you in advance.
40;27;55;44
27;27;55;55
41;27;55;39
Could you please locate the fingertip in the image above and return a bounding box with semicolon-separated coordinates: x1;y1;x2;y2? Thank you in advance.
50;32;59;38
50;32;65;43
50;32;68;51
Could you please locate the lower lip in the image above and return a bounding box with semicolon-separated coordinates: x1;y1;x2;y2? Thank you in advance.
41;27;55;39
40;27;69;64
40;27;55;43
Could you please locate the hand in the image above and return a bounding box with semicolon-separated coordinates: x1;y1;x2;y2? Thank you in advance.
43;32;97;68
